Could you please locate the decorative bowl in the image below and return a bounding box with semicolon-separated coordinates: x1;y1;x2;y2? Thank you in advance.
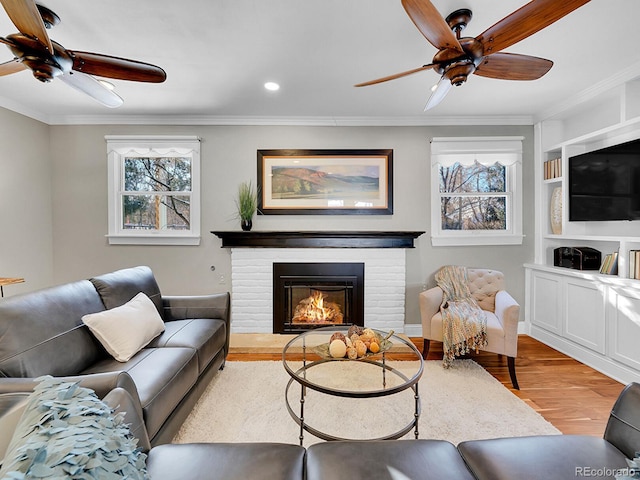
313;330;393;359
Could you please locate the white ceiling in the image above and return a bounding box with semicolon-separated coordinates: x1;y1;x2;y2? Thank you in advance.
1;0;639;125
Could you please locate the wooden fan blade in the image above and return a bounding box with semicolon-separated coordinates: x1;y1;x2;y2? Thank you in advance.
68;50;166;83
355;64;436;87
0;0;53;53
0;57;26;76
474;52;553;80
477;0;590;55
59;71;123;108
424;76;452;111
401;0;464;54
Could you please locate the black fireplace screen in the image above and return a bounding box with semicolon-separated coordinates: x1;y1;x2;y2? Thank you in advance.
273;263;364;334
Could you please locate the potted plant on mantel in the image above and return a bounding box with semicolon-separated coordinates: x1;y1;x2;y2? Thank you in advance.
236;180;257;231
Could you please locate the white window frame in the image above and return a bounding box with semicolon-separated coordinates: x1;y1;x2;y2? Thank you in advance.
106;135;201;245
430;136;523;246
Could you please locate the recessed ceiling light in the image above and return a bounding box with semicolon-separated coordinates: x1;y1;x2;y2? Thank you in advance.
264;82;280;91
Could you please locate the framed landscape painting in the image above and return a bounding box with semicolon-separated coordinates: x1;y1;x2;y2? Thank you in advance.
257;149;393;215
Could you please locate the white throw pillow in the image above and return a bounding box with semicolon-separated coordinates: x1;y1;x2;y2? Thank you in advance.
82;291;165;362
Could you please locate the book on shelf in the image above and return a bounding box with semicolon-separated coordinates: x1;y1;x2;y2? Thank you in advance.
631;250;640;280
543;158;562;180
610;252;618;275
600;252;619;275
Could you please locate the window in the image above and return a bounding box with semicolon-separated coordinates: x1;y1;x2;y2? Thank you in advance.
430;137;523;246
106;135;201;245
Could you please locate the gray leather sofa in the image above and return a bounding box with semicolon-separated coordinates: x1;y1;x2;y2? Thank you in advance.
145;382;638;479
0;265;230;446
0;369;637;480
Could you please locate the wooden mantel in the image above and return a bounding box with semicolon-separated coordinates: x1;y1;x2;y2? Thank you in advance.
211;231;425;248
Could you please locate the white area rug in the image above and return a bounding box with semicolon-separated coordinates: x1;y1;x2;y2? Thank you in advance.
173;360;560;447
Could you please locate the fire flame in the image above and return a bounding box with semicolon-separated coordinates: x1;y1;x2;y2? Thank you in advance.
310;290;324;310
292;290;343;324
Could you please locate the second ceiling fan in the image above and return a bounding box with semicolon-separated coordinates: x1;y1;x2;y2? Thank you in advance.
356;0;591;110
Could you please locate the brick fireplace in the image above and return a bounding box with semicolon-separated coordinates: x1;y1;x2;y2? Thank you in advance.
211;231;424;334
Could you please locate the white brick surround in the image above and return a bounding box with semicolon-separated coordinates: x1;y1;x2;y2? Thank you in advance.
230;248;406;333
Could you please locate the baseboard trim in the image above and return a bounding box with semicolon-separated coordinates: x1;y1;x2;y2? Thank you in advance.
403;324;422;337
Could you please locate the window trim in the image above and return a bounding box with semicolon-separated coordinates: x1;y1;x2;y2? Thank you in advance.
106;135;201;246
430;136;524;246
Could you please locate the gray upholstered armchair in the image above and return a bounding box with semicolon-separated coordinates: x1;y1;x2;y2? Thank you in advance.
419;267;521;389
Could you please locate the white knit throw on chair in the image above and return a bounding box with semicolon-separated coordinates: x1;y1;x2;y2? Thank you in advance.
435;265;488;367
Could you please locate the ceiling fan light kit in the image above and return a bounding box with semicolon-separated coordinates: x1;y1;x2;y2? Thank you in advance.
356;0;591;110
0;0;166;107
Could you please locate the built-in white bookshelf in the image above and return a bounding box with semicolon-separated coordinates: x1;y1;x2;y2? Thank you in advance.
527;74;640;385
535;78;640;283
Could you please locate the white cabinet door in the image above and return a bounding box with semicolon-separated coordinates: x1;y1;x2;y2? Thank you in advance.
608;285;640;371
564;277;606;354
530;270;563;334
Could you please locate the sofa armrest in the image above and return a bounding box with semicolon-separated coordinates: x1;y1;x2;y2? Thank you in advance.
495;290;520;357
0;371;140;405
419;287;443;339
162;293;230;322
103;387;151;453
603;382;640;459
163;293;231;356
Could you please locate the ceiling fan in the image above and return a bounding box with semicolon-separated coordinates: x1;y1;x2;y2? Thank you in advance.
0;0;166;108
355;0;590;110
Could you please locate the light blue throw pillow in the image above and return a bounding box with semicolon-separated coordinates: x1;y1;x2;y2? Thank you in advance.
0;376;147;479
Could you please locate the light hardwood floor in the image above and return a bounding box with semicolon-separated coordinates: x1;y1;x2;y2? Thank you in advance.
228;335;625;437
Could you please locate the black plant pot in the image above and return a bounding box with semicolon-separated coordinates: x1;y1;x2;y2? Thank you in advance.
241;219;253;231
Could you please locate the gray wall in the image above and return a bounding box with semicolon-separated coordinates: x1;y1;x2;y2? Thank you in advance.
0;108;53;294
4;113;535;327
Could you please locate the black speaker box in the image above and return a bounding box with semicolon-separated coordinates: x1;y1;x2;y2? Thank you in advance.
553;247;601;270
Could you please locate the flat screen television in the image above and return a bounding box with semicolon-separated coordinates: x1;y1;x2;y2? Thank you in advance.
568;138;640;221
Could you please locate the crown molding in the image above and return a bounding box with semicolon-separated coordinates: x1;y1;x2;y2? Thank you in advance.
44;113;533;127
534;61;640;124
0;97;50;124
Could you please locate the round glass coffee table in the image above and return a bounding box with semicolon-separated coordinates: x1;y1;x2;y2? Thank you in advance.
282;326;423;445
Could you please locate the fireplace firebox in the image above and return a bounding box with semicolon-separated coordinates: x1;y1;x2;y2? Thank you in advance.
273;262;364;334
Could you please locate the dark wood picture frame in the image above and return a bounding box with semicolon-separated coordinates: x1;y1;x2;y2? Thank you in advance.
257;149;393;215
